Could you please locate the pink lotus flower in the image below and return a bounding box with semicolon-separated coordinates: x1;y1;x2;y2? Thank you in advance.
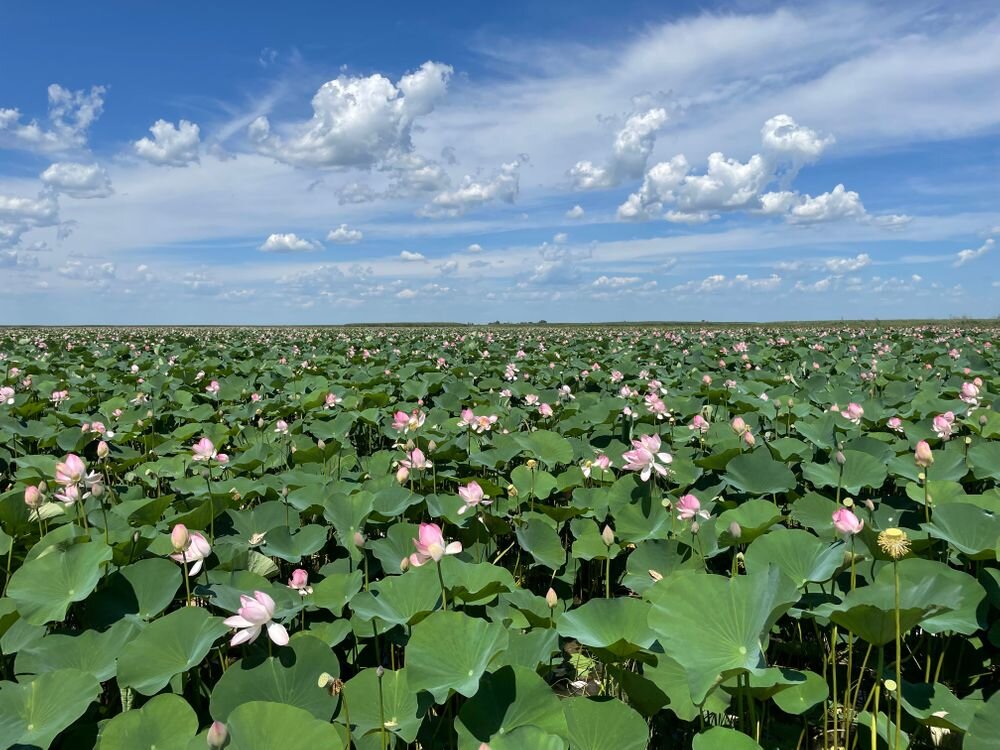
676;493;710;521
731;417;747;434
457;408;477;429
169;530;212;576
288;568;313;595
50;390;69;405
474;414;498;433
689;414;710;434
392;409;426;433
399;448;432;471
55;453;87;486
621;433;673;482
325;392;343;408
223;591;289;647
914;440;934;468
538;403;554;418
932;412;955;441
457;480;491;515
192;437;218;461
409;523;462;567
842;403;864;425
887;417;903;433
959;381;980;407
274;419;289;435
832;508;864;535
205;380;220;395
54;483;81;505
0;386;14;405
582;454;613;479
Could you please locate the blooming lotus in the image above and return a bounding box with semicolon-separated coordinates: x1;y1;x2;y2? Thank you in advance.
538;403;554;418
887;417;903;433
223;591;289;647
288;568;313;595
832;508;864;535
192;437;218;461
409;523;462;567
841;403;864;424
689;414;710;434
959;382;980;407
676;493;710;521
274;419;289;435
621;433;673;482
169;530;212;576
457;480;491;515
55;453;87;486
0;386;14;405
324;392;342;408
399;447;432;471
392;408;426;433
582;454;612;479
932;412;955;441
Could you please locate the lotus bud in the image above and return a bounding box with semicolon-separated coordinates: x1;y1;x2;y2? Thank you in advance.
395;465;410;484
864;499;875;512
317;439;326;450
353;531;366;548
133;530;141;543
405;439;415;451
427;440;438;453
545;588;558;609
97;440;109;459
207;720;228;748
728;521;742;540
690;521;700;534
399;557;410;572
24;485;42;508
376;666;385;678
171;524;190;552
835;451;846;466
964;436;972;446
601;525;615;546
731;416;747;434
38;480;47;494
914;440;933;468
90;479;105;498
979;414;988;426
743;431;756;447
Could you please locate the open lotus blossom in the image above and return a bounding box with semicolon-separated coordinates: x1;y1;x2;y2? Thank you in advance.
457;480;491;515
887;417;904;433
192;437;218;461
50;389;70;404
621;433;673;482
409;522;462;566
676;493;710;522
0;386;14;405
392;408;426;432
474;414;499;433
841;403;864;424
959;382;980;407
223;591;289;647
399;447;432;471
689;414;710;434
274;419;289;435
582;453;612;479
169;530;212;576
55;453;88;486
832;508;864;535
932;411;955;440
457;408;477;429
288;568;313;595
538;403;554;417
324;392;343;408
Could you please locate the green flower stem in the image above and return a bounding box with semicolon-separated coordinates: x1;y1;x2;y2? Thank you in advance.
437;562;448;611
871;647;884;750
893;560;902;750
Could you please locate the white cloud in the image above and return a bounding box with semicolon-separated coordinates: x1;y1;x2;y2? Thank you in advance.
134;119;201;166
673;273;782;294
467;243;483;253
760;114;833;165
399;250;425;261
40;162;113;198
0;192;60;248
249;61;452;168
566;204;585;219
617;155;690;220
665;210;713;224
569;107;668;189
592;275;641;287
824;253;872;274
422;159;522;217
553;232;569;244
327;223;363;243
0;84;106;153
786;184;866;224
259;233;322;253
954;237;993;267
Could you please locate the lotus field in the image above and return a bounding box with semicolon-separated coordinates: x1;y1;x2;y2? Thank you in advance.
2;325;1000;750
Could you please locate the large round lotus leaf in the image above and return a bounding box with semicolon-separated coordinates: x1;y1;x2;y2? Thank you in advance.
323;492;374;562
259;524;327;563
439;556;515;605
350;564;441;628
767;669;828;715
310;570;364;614
117;607;230;695
342;667;423;743
964;689;1000;750
225;701;345;750
515;518;566;570
692;726;764;750
210;634;340;722
872;557;986;635
968;442;1000;481
87;558;182;626
500;627;560;671
788;492;841;538
406;610;509;703
0;668;101;750
889;447;967;483
921;503;1000;559
7;540;112;625
15;617;142;681
96;693;197;750
511;465;558;500
557;598;656;660
456;665;568;748
900;681;978;732
743;529;843;588
562;696;648;750
641;654;731;722
724;450;796;495
486;725;566;750
513;430;574;465
802;450;888;493
646;567;799;704
716;499;784;544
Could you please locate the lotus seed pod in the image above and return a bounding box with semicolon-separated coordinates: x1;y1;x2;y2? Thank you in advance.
526;459;538;470
843;497;854;507
207;721;228;748
980;414;988;426
964;436;972;445
545;588;558;608
601;525;615;546
376;666;385;678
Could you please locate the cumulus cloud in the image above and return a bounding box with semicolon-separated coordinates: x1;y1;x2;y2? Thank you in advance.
954;238;993;266
824;253;871;274
249;61;452;168
569;107;668;189
421;158;523;217
40;162;113;198
0;84;106;153
673;273;782;294
566;204;585;219
400;250;426;261
785;184;866;224
327;223;363;243
760;114;834;169
133;119;201;166
0;192;60;248
592;275;641;287
259;233;323;253
467;243;483;253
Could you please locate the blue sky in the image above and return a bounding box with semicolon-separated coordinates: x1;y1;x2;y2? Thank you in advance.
1;0;998;323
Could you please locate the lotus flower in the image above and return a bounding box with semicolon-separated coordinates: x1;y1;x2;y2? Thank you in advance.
192;437;217;461
288;568;313;595
457;480;491;515
676;493;710;522
914;440;934;468
832;508;864;535
689;414;710;434
55;453;87;486
932;412;955;441
409;523;462;567
223;591;289;647
169;530;212;576
621;433;673;482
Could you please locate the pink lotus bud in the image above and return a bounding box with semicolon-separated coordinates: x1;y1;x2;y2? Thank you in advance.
545;588;558;608
914;440;933;468
835;451;846;466
399;557;410;572
288;568;310;591
171;524;190;552
731;416;747;434
728;521;742;539
97;440;109;459
207;720;228;748
353;531;366;548
396;465;410;484
832;508;864;535
601;525;615;546
743;431;756;447
24;485;42;508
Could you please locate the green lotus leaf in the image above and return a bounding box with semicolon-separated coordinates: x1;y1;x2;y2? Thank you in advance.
515;517;566;570
7;540;112;625
802;450;888;493
716;499;784;544
692;726;764;750
724;449;796;495
310;569;365;615
405;610;509;703
96;693;198;750
872;557;986;635
259;524;327;563
557;598;656;660
210;634;340;722
439;556;515;605
15;617;142;681
117;607;230;695
562;696;648;750
341;667;424;743
485;725;566;750
641;654;731;722
513;430;574;466
743;528;843;588
921;503;1000;558
0;668;101;750
225;701;345;750
350;563;441;628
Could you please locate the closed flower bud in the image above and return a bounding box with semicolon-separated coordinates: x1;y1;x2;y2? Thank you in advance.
353;531;366;548
835;451;846;466
865;499;875;511
24;485;42;508
728;521;742;539
171;524;190;552
731;416;747;434
914;440;933;468
427;440;438;453
399;557;410;572
207;720;228;748
97;440;109;459
601;525;615;546
317;439;326;450
545;588;558;608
